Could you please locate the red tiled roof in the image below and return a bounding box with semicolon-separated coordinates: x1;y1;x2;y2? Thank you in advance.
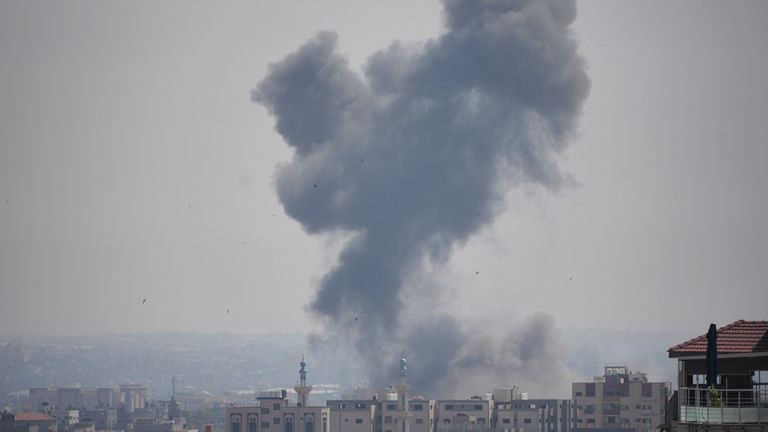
15;413;55;421
668;320;768;357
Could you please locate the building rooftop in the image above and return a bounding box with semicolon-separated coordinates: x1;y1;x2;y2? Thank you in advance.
668;320;768;357
15;413;56;421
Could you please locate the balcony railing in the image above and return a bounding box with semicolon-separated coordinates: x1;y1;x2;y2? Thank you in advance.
678;387;768;424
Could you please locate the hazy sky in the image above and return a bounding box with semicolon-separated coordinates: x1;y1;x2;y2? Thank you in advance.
1;1;766;337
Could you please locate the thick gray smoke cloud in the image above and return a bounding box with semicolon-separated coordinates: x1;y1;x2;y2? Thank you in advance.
253;0;589;397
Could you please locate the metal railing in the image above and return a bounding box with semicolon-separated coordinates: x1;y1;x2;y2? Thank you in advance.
678;387;768;424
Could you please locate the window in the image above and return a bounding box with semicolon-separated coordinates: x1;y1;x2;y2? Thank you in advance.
273;404;281;411
284;418;293;432
586;383;595;397
478;418;485;424
575;392;582;396
261;423;270;429
248;416;258;432
524;419;531;424
444;420;451;424
354;403;366;409
355;419;363;424
415;420;423;424
474;405;482;410
384;417;392;424
604;417;616;424
387;404;396;410
262;409;270;415
445;405;454;411
586;419;595;424
502;419;510;424
412;404;423;411
273;418;280;425
231;415;241;432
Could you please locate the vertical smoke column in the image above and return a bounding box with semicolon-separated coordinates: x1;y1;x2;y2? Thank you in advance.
253;0;589;394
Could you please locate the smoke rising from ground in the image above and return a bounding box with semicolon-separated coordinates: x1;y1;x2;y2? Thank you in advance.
253;0;589;397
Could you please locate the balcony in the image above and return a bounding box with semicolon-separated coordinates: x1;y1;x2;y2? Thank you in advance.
678;387;768;424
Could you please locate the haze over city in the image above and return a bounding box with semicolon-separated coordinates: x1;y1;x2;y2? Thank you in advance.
1;0;767;404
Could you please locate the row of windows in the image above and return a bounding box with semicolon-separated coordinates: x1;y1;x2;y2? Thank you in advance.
500;418;533;424
334;403;369;410
577;418;656;424
443;404;483;411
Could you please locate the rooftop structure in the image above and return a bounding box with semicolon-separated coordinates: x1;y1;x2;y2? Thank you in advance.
667;320;768;431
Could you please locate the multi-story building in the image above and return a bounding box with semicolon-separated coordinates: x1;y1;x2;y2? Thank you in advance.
492;388;573;432
435;398;492;432
572;366;669;432
227;357;331;432
667;320;768;432
326;400;374;432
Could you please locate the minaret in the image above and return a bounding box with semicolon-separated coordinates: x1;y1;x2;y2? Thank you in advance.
294;354;312;407
394;352;411;432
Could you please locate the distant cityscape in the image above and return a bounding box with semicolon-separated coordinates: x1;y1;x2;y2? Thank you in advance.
1;320;766;432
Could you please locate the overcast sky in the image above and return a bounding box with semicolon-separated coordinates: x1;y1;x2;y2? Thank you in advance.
1;1;766;338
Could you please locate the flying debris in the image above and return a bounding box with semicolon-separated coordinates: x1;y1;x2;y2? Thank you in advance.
313;184;318;188
569;276;572;281
227;309;230;314
476;271;480;275
142;298;147;304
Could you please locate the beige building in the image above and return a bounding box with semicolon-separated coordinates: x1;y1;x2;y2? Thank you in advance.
572;366;669;432
327;400;375;432
227;357;331;432
435;399;492;432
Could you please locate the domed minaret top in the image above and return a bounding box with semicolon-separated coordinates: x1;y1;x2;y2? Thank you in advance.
294;354;312;407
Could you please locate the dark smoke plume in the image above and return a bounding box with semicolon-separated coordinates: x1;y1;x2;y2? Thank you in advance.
253;0;589;397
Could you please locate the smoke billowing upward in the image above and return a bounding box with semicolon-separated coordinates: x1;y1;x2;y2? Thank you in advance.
253;0;589;397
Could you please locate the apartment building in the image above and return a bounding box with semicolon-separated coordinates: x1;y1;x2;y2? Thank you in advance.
435;399;492;432
494;399;573;432
327;400;374;432
572;366;669;432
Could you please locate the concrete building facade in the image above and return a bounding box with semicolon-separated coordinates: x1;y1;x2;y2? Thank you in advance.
227;358;331;432
572;366;669;432
492;388;573;432
435;399;492;432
